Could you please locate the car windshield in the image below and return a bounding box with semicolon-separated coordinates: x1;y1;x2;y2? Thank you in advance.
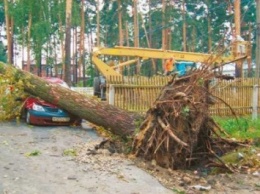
59;82;70;88
43;77;69;89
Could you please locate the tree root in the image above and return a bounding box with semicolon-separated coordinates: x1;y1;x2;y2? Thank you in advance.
157;117;188;147
132;66;249;171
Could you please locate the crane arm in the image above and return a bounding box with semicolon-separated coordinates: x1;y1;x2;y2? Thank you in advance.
93;46;238;64
91;55;121;77
92;43;248;77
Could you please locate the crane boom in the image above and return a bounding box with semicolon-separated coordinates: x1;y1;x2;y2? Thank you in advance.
92;43;248;78
94;46;231;63
91;42;249;99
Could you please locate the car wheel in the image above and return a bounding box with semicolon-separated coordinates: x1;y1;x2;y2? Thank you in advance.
20;108;26;120
93;77;101;97
73;119;82;126
26;111;31;124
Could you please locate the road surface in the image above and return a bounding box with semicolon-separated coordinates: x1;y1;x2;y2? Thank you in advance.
0;120;173;194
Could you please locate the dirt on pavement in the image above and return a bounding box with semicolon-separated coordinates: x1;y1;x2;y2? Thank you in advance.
132;158;260;194
75;135;260;194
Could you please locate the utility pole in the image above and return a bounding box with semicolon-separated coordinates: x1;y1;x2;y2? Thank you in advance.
256;0;260;78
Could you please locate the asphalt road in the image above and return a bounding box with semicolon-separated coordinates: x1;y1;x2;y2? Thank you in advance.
0;120;173;194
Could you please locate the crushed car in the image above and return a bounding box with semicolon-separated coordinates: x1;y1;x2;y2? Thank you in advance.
21;77;81;126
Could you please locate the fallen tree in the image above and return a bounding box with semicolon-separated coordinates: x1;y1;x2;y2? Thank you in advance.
0;62;247;171
0;62;140;138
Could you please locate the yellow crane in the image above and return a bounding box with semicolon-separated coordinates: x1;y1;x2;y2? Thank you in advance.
91;41;249;99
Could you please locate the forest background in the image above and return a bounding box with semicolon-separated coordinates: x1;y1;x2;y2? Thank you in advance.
0;0;257;86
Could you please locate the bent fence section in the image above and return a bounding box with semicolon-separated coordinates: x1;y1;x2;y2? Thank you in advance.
107;77;260;117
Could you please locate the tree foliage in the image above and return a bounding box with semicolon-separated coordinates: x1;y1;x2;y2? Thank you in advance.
0;63;27;121
0;0;257;77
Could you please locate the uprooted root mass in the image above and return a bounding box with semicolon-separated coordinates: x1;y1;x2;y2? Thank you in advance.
132;67;245;171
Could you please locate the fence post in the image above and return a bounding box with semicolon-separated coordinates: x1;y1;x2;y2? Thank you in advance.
252;85;259;119
109;84;115;105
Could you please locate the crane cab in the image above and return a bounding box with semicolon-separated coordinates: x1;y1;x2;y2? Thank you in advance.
175;61;197;76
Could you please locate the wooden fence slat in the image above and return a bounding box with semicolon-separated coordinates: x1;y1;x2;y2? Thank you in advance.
106;77;260;116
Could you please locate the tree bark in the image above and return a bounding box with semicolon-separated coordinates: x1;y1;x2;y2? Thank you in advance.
27;13;32;72
58;11;65;79
4;0;14;64
64;0;72;85
133;0;140;74
182;0;187;52
80;0;85;86
118;0;123;46
96;0;100;46
0;63;140;138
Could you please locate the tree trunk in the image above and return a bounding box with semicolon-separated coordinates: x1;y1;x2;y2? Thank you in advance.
162;0;166;51
234;0;242;78
118;0;123;46
64;0;72;85
4;0;13;64
27;13;32;72
182;0;187;52
133;0;140;74
206;0;212;52
58;12;65;79
96;0;100;46
80;0;85;86
0;63;140;138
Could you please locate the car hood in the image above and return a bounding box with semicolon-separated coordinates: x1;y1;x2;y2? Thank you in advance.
25;96;57;109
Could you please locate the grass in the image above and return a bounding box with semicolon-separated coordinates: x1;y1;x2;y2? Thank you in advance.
63;148;77;156
25;150;41;157
210;117;260;174
213;116;260;144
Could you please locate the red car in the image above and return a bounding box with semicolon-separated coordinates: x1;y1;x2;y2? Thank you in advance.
22;77;81;126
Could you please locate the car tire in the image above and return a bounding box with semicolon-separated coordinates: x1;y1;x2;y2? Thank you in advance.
93;77;101;97
26;111;31;124
74;119;82;126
